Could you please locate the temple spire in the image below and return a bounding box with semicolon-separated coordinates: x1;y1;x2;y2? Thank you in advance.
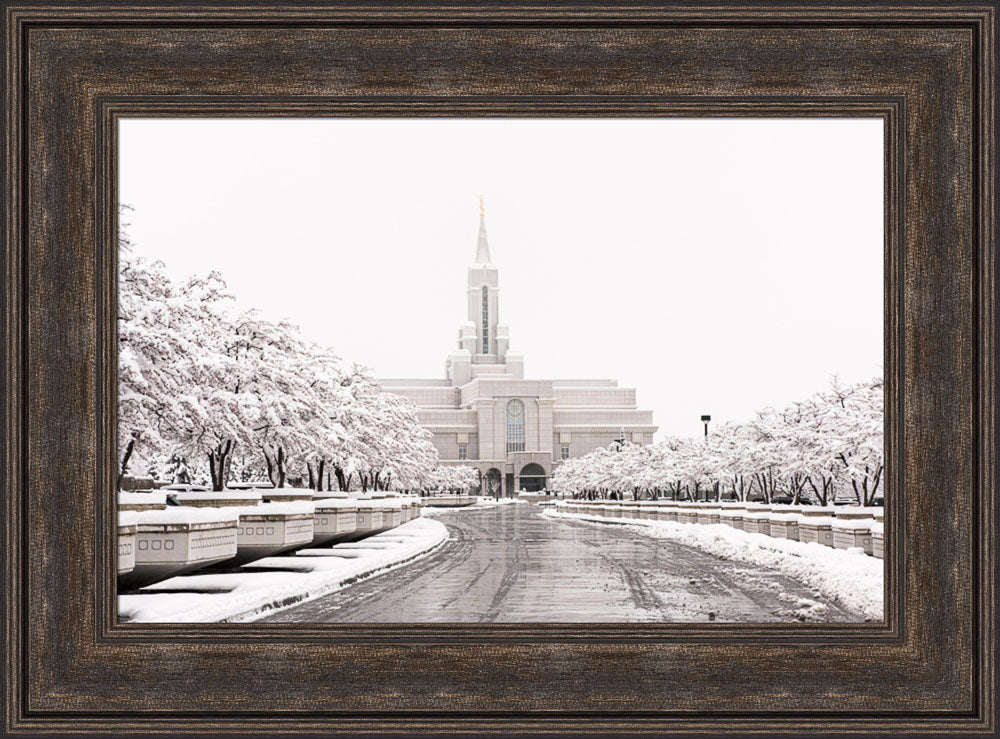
475;194;492;264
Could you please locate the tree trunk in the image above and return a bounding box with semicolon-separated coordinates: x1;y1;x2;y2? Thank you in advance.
264;449;276;487
208;453;218;490
117;437;136;491
264;446;287;488
208;439;235;491
316;459;326;492
222;450;233;489
334;465;348;492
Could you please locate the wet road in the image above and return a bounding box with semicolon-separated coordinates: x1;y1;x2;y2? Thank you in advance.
261;503;857;623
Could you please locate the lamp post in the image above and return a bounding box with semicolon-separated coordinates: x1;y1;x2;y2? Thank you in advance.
701;414;711;438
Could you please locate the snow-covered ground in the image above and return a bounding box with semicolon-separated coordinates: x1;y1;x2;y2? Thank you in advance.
544;508;883;620
420;496;524;516
118;517;448;623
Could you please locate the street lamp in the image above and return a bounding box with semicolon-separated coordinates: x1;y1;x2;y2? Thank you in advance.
612;425;626;452
699;415;712;501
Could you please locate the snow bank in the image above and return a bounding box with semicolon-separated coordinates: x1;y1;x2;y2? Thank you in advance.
172;490;263;503
229;501;315;517
118;511;138;528
119;490;166;506
352;497;401;510
118;517;448;623
137;507;239;526
313;498;359;510
798;516;837;527
830;518;874;531
545;508;883;621
834;506;882;518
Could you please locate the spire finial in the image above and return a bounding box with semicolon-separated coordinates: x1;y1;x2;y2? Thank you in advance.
474;195;491;264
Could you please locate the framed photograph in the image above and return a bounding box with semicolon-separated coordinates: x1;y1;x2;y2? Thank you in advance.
115;117;885;627
2;2;996;736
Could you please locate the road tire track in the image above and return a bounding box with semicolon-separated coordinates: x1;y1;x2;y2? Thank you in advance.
260;504;861;623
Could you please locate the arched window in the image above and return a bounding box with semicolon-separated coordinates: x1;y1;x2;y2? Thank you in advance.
481;285;489;354
506;399;525;453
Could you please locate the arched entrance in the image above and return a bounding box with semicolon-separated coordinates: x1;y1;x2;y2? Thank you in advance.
518;463;547;493
484;468;502;497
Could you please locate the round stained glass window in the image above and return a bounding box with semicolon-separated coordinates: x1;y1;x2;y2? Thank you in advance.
506;399;524;417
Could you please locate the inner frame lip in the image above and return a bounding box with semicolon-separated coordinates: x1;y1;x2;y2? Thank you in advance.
95;97;901;645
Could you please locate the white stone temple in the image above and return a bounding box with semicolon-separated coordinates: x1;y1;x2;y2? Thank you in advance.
380;202;657;495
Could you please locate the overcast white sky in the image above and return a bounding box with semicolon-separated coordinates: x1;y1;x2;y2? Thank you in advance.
120;118;883;439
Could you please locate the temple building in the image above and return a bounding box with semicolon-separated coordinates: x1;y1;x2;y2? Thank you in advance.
380;202;657;496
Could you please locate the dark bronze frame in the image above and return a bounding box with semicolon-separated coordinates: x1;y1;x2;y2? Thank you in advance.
2;3;996;736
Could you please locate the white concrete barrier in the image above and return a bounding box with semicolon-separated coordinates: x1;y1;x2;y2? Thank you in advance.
369;495;402;532
262;489;314;503
696;505;722;525
165;492;313;565
676;508;699;525
767;513;800;541
831;518;874;555
118;490;167;512
621;505;640;520
798;517;835;547
353;497;386;537
658;507;678;522
719;510;744;530
871;521;885;559
170;490;262;508
422;494;476;507
118;511;137;575
311;496;358;545
742;504;773;535
121;507;239;589
234;502;315;564
556;495;884;558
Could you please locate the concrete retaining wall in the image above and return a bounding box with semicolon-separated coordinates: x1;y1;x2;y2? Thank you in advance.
558;499;882;558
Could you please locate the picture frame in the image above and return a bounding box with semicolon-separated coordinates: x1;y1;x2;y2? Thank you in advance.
1;2;995;735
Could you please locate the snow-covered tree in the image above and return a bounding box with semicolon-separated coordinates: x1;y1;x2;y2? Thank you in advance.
424;465;480;493
551;377;884;505
119;216;443;492
118;226;220;485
